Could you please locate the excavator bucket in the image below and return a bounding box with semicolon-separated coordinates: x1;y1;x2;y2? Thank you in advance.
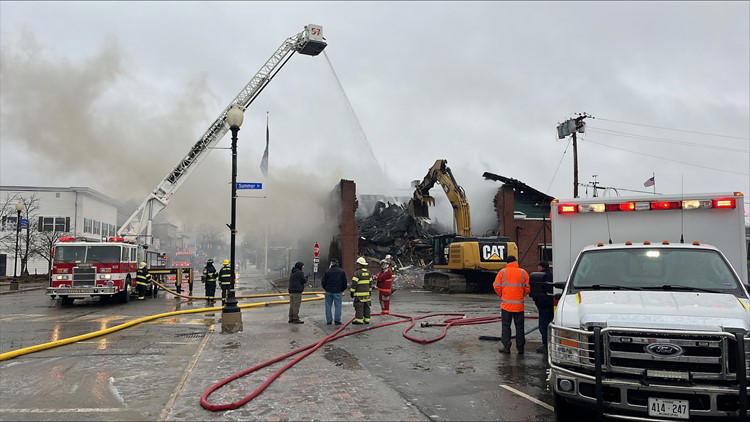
407;198;431;218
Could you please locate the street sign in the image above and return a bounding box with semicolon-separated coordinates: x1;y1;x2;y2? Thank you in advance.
236;182;262;190
313;242;320;257
19;218;28;229
313;263;319;273
313;257;320;263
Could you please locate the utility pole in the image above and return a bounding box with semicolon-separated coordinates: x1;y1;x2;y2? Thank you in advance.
557;113;590;198
591;175;600;198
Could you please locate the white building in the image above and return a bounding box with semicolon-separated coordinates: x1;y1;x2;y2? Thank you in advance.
0;186;120;276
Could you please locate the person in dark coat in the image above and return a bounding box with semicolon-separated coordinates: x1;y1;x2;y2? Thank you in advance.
288;261;307;324
321;259;348;325
530;261;554;354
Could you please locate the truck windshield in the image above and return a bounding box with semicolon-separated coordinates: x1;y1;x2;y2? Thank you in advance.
570;248;741;293
85;246;121;263
55;246;87;263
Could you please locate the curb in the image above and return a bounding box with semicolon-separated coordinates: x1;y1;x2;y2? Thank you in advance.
0;286;47;295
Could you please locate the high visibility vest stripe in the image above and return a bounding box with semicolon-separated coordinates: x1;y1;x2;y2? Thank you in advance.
503;299;524;304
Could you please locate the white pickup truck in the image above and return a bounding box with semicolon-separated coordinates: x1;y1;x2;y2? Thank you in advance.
547;193;749;421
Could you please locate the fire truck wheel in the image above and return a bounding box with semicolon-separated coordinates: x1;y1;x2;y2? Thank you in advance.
60;296;74;307
118;280;130;304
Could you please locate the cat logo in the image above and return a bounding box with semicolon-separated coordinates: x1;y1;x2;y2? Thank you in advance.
481;244;506;261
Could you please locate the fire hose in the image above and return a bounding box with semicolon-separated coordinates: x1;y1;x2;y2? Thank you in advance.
0;282;325;362
150;279;323;300
201;311;539;411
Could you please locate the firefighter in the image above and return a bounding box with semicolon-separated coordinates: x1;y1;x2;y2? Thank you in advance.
374;259;393;314
203;258;218;303
350;257;373;325
493;256;530;354
218;259;232;303
136;262;152;300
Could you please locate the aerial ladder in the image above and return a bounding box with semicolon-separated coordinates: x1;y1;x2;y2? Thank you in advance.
118;25;327;245
408;159;518;293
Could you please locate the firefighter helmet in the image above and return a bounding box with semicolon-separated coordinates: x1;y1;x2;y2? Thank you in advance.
356;257;367;266
139;262;147;269
223;259;230;265
207;258;213;264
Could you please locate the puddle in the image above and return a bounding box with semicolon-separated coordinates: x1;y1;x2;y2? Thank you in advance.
323;347;362;370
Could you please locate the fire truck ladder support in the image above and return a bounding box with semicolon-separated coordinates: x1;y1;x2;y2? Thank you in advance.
0;294;324;362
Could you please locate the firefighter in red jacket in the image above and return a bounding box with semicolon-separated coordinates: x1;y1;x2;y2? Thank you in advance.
374;259;393;314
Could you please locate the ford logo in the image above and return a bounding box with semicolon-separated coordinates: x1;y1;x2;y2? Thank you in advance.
645;343;684;357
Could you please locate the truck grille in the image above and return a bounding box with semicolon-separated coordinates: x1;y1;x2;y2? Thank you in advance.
606;331;729;380
72;267;96;286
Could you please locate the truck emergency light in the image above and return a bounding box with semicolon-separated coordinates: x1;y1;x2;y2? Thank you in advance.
59;237;76;242
108;237;125;242
556;196;740;215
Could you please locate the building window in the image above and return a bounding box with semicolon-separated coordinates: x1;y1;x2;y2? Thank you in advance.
84;218;92;233
42;217;54;232
1;216;18;231
93;220;100;235
36;216;71;232
539;244;552;263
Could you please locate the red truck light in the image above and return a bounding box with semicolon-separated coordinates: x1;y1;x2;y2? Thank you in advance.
59;237;76;242
651;201;681;210
712;198;735;209
558;204;577;214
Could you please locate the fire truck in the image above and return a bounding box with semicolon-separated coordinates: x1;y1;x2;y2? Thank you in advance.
47;237;155;306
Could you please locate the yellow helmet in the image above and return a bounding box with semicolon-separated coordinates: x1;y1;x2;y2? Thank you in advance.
356;257;367;266
139;262;147;269
223;259;230;265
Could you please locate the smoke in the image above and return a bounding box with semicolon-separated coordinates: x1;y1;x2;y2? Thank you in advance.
1;30;395;263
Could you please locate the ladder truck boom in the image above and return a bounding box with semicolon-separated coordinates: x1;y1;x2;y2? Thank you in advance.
118;25;327;244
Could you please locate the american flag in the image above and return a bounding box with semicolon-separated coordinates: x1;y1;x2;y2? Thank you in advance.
643;176;655;187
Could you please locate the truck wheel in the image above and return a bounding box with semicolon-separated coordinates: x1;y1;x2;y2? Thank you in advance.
118;280;130;304
554;392;578;422
60;296;74;307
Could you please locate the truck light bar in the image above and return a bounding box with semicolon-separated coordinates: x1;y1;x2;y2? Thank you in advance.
59;237;76;242
108;237;125;242
557;197;739;215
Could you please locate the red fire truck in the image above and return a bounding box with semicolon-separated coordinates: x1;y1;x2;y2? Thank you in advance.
47;237;150;306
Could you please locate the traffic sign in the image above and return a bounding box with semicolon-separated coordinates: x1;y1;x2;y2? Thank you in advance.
19;218;28;229
313;242;320;257
313;263;319;273
236;182;262;190
313;257;320;263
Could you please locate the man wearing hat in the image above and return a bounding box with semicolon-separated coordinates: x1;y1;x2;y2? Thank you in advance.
530;261;554;354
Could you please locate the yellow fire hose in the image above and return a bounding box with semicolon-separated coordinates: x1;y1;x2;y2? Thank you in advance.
0;282;324;362
149;279;323;300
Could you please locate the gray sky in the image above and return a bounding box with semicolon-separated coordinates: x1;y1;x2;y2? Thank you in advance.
1;1;749;234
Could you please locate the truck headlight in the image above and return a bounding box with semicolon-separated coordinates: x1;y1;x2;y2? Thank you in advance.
550;327;591;367
55;275;70;281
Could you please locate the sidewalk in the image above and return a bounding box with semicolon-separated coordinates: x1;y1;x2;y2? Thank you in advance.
0;282;47;295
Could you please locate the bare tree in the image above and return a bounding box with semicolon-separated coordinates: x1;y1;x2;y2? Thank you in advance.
36;230;69;276
19;195;41;275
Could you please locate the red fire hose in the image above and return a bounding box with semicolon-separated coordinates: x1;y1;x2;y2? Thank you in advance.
200;311;538;411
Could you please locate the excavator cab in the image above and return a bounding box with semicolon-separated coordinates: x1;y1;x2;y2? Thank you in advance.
298;24;327;56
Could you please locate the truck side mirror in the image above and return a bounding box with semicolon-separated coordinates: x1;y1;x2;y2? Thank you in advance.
553;281;567;290
529;272;546;283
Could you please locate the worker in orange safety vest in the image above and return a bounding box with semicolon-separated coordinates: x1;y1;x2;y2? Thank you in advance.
493;256;530;355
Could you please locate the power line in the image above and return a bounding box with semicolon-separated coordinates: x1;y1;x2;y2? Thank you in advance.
582;137;750;176
592;116;749;141
547;138;572;192
588;126;750;153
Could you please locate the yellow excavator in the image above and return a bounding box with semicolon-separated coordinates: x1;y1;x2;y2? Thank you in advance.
408;160;518;293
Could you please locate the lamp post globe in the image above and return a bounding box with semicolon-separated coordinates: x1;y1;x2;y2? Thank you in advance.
222;104;245;333
226;105;244;129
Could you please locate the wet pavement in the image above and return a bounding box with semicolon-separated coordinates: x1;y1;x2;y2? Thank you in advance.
0;271;555;421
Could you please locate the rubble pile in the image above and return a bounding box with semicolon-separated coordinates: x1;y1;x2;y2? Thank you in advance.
392;266;425;289
358;201;438;266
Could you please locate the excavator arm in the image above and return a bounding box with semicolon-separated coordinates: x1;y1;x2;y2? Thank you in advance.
408;159;472;237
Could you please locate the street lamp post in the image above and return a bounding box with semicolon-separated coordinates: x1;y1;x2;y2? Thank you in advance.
222;104;244;333
11;200;24;290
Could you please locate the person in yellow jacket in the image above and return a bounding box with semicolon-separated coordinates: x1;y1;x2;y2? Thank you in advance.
493;256;530;354
136;262;152;300
350;257;373;325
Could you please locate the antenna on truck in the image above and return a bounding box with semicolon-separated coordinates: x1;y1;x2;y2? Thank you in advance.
605;210;613;244
680;174;685;243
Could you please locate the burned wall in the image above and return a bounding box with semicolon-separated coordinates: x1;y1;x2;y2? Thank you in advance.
325;179;358;279
494;185;552;273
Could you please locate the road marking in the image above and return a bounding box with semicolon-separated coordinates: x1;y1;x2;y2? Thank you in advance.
160;324;214;420
499;384;554;412
0;408;125;413
108;377;125;405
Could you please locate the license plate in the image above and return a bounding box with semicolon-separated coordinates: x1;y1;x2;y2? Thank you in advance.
648;398;689;420
65;289;93;294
